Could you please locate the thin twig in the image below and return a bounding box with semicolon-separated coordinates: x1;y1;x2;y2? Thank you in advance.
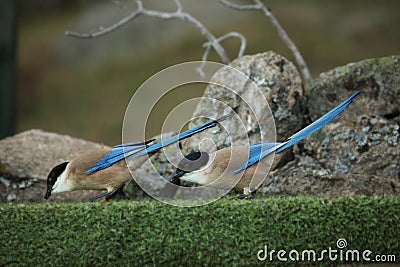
196;45;211;77
65;9;142;38
220;0;313;88
212;32;247;58
197;32;247;77
220;0;260;10
254;0;312;87
66;0;231;64
173;0;182;12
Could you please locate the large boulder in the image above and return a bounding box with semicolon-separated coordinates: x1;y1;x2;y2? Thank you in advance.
259;55;399;196
260;157;399;196
0;129;109;180
0;129;109;202
259;115;399;196
306;56;399;121
182;51;303;171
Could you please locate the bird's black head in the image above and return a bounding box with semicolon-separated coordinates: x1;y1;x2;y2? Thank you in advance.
44;162;68;200
170;152;209;185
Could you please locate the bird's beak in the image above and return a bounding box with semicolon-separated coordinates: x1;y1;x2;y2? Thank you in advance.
170;169;185;185
44;189;52;200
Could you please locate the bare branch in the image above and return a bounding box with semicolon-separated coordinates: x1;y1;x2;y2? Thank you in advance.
204;32;246;58
197;31;247;77
221;0;313;88
254;0;312;88
65;9;142;38
216;32;247;58
196;45;212;77
174;0;182;13
220;0;260;10
66;0;230;64
135;0;143;10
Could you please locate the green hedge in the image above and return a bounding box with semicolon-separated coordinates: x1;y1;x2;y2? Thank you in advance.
1;197;399;266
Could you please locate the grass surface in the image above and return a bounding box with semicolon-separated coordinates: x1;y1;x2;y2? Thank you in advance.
1;196;399;266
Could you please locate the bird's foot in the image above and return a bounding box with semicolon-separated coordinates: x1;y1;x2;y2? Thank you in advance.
237;187;256;199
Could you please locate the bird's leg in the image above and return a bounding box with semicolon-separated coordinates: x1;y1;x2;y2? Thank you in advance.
89;191;113;202
236;194;246;199
243;187;252;196
170;176;181;186
237;187;257;199
90;186;125;202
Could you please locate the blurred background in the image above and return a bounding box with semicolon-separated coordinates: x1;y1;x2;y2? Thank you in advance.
3;0;399;145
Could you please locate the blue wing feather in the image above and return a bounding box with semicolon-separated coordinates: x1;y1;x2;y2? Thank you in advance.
232;142;282;174
86;114;232;173
96;140;154;165
232;91;360;173
86;143;151;173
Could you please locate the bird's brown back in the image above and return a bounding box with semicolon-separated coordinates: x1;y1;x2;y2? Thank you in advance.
201;146;275;192
67;149;143;192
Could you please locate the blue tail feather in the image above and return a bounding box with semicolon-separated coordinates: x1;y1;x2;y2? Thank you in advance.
275;91;360;153
232;91;360;173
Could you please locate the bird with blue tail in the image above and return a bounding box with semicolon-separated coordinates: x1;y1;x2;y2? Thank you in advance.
170;91;361;197
44;114;232;201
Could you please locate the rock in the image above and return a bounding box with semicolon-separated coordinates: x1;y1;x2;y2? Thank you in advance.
260;113;400;196
0;129;111;202
6;193;16;202
0;177;10;188
182;51;304;157
307;56;400;122
0;179;102;203
123;132;181;199
260;157;399;196
259;56;400;196
301;115;399;179
0;129;109;180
